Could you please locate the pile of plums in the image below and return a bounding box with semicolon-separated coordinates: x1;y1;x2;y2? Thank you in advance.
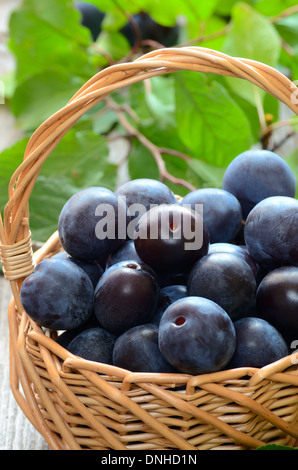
20;149;298;375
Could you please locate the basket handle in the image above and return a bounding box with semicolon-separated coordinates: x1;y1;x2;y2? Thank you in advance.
1;46;298;282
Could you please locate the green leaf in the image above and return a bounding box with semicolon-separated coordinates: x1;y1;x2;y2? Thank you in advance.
222;3;281;105
0;137;28;214
95;31;130;63
92;108;119;135
10;70;85;131
143;76;176;128
37;129;114;186
274;13;298;80
8;0;96;84
191;0;220;20
253;0;298;17
274;13;298;54
128;78;189;152
176;0;220;22
188;159;226;188
215;0;249;16
174;71;253;166
21;0;91;40
193;16;228;51
128;140;159;181
278;49;298;82
256;443;298;450
134;0;180;27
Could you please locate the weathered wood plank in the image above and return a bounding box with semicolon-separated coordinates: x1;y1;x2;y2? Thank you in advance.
0;276;51;450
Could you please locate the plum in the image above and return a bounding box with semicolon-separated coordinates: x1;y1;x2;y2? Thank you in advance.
113;324;176;373
94;260;160;336
256;266;298;347
187;252;256;321
244;196;298;271
226;317;289;369
20;258;94;330
222;149;296;218
158;296;236;374
58;186;129;261
67;327;116;364
182;188;243;243
134;204;210;276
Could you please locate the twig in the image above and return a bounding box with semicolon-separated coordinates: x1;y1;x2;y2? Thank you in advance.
159;148;191;163
268;130;296;152
104;96;196;191
261;117;298;150
112;0;142;54
262;117;298;137
90;43;116;66
179;5;298;48
140;39;169;50
179;25;230;47
253;87;267;136
270;5;298;23
281;39;295;57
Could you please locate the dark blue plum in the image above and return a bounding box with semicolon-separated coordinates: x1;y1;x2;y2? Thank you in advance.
226;317;289;369
159;285;188;311
55;311;101;349
187;252;256;321
181;188;243;243
115;178;178;235
244;196;298;271
152;285;187;324
222;149;296;218
105;240;142;269
256;266;298;347
20;258;94;330
53;251;103;287
58;186;129;261
208;242;258;277
67;327;116;364
112;324;176;373
134;204;210;276
105;240;189;287
94;260;160;336
157;270;189;288
158;297;236;375
74;1;105;41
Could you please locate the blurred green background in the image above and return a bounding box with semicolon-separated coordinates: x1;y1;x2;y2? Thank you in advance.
0;0;298;243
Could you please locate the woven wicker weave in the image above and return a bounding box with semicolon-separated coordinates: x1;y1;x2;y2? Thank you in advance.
1;47;298;451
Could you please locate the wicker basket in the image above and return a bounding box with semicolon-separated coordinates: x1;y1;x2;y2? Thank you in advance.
1;47;298;451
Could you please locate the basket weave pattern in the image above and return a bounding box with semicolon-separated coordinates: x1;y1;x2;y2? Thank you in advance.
1;47;298;450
